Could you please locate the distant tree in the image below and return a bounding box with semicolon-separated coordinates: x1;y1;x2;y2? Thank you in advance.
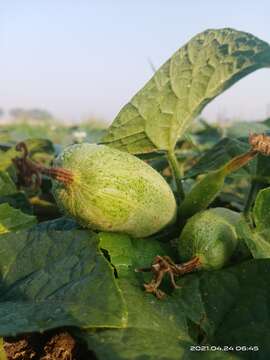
0;108;4;117
9;108;26;118
27;108;53;120
9;107;54;121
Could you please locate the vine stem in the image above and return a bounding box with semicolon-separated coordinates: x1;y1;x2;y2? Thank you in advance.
243;180;258;218
243;174;266;218
167;150;185;204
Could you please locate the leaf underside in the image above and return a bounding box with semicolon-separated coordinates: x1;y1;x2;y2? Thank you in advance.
102;28;270;154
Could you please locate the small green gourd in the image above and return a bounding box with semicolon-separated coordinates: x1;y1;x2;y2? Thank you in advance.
178;207;240;270
178;150;257;220
178;169;225;219
51;143;177;238
140;207;243;298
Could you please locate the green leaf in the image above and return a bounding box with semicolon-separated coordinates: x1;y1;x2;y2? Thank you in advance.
255;153;270;181
191;119;222;148
184;139;270;213
242;152;270;214
0;172;16;196
186;136;270;182
36;216;78;231
102;28;270;154
0;229;126;336
186;137;250;178
253;187;270;230
226;120;270;139
237;218;270;259
0;193;32;215
248;230;270;259
99;232;175;277
78;234;270;359
174;259;270;354
78;280;193;360
0;203;36;234
75;233;193;360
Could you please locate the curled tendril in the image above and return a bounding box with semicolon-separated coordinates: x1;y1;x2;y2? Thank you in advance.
12;142;74;189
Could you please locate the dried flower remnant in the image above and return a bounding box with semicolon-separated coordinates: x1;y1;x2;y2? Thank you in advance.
249;133;270;156
137;256;200;299
12;142;74;189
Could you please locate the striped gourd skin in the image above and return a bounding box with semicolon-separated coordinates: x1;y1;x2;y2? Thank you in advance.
52;143;177;238
178;208;240;270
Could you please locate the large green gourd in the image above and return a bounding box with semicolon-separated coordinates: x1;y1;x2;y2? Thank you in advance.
52;143;177;238
178;208;240;270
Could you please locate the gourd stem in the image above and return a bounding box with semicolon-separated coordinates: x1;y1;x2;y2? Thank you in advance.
167;150;185;203
175;256;201;274
38;165;74;185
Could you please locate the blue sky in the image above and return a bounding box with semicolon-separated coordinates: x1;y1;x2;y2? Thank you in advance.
0;0;270;123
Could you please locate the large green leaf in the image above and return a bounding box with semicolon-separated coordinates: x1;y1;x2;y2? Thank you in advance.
79;278;193;360
0;203;36;234
0;229;126;336
77;234;270;359
77;233;193;360
102;28;270;154
174;259;270;355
